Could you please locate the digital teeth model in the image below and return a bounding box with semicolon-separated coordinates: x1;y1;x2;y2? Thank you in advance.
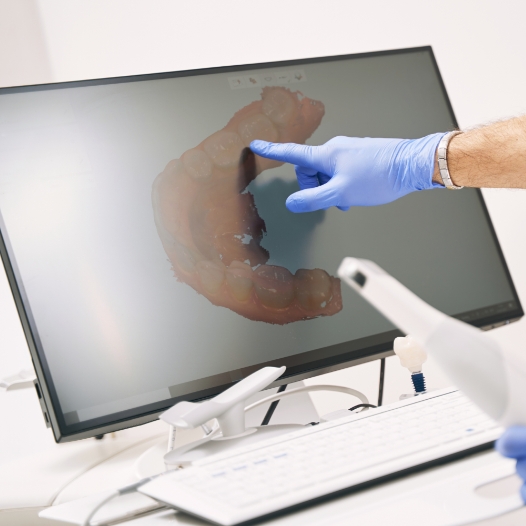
152;88;343;324
338;257;526;427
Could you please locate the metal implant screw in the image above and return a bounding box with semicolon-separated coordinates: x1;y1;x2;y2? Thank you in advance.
411;372;426;393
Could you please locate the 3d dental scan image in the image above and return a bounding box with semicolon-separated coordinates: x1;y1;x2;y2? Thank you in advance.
152;87;343;324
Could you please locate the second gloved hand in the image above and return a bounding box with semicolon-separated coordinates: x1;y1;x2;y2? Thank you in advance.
250;134;446;213
496;426;526;503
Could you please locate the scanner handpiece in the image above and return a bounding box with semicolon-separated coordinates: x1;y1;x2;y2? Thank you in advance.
160;366;286;437
338;257;526;427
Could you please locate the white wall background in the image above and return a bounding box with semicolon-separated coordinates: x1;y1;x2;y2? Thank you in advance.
1;0;526;420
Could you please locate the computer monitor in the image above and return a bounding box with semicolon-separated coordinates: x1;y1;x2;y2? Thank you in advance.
0;47;522;442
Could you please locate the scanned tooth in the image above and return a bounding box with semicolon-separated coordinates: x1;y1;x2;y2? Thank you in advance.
229;260;252;270
157;159;189;197
171;241;199;275
164;158;185;178
226;261;253;302
156;159;191;202
294;269;333;310
203;131;245;170
227;274;253;302
262;89;295;127
182;149;213;181
207;193;269;267
237;114;279;146
254;265;294;309
154;162;196;247
196;260;225;294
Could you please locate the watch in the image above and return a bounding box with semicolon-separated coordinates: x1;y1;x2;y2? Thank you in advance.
437;130;463;190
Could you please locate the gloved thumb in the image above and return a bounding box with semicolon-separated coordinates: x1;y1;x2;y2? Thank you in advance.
286;182;340;213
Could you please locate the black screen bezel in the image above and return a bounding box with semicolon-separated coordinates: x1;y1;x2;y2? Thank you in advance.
0;46;522;441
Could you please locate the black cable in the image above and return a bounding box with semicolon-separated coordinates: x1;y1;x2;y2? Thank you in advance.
349;403;377;412
261;384;287;425
378;357;386;406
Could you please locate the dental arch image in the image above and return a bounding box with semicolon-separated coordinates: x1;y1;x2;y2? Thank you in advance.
152;87;343;325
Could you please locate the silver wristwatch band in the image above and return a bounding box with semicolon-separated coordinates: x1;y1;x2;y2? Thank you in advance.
437;130;463;190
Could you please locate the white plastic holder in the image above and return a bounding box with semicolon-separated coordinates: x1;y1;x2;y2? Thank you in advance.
160;366;370;468
0;368;36;390
161;366;298;467
161;366;286;437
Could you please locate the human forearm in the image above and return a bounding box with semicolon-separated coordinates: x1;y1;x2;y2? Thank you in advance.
432;116;526;188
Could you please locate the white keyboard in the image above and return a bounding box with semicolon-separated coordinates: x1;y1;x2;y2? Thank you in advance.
140;388;503;525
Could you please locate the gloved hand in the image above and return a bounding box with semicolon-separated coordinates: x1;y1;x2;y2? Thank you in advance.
250;133;446;213
496;426;526;502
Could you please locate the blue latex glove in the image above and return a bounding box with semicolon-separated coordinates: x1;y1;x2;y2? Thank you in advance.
496;426;526;502
250;133;446;213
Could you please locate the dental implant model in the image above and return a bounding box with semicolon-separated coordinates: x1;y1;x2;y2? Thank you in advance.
393;335;428;398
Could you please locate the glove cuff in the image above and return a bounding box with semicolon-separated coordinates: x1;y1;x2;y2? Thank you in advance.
399;132;449;192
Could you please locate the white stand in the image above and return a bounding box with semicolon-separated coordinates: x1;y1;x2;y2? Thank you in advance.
0;368;36;390
159;366;369;469
134;377;319;478
135;369;370;477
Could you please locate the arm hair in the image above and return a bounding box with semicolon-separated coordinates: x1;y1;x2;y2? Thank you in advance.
432;116;526;188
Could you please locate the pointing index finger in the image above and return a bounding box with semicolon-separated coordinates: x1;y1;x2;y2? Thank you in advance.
250;140;324;172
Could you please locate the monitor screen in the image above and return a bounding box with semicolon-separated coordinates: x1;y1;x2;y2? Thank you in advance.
0;47;521;440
